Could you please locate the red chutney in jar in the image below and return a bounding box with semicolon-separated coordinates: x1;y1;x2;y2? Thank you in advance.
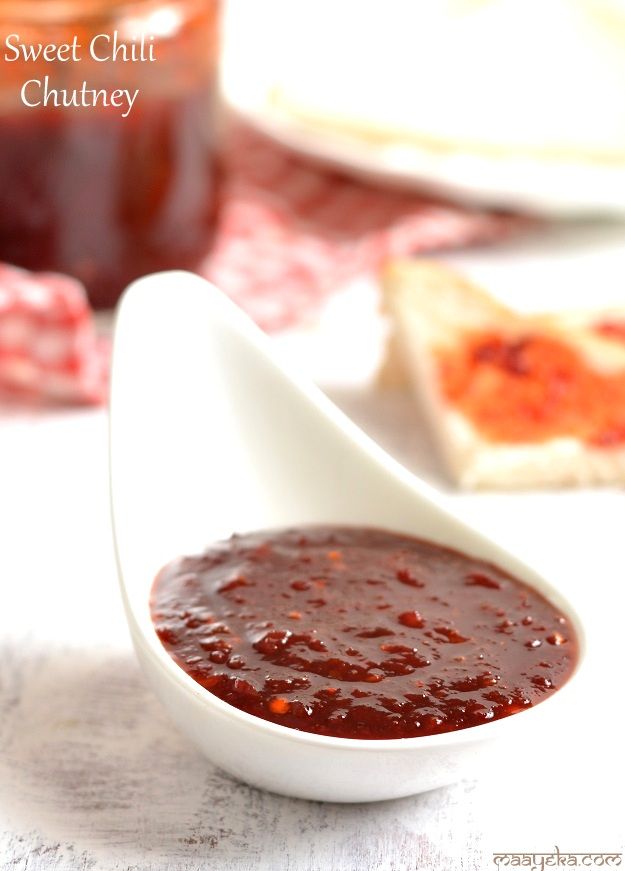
0;0;219;309
0;97;217;309
150;526;578;740
437;329;625;448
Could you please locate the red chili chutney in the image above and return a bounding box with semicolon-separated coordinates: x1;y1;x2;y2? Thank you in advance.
0;98;217;309
437;329;625;447
150;526;577;740
595;320;625;344
0;0;220;309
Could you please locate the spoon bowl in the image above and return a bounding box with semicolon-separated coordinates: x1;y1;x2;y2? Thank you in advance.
110;271;585;802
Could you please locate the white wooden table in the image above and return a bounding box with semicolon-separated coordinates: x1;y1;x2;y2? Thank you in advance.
1;252;624;869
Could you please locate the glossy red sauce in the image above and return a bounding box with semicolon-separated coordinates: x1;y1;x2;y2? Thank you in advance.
437;330;625;447
151;526;578;740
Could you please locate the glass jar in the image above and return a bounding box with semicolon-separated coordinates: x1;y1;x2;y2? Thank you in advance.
0;0;220;307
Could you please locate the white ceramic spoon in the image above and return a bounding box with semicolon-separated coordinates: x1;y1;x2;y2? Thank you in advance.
110;271;585;803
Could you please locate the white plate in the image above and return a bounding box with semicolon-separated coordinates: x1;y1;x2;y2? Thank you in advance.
221;4;625;218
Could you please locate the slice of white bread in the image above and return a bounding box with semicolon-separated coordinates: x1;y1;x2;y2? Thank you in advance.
381;259;625;489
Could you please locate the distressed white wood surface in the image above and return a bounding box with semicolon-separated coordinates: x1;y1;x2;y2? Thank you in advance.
1;281;624;870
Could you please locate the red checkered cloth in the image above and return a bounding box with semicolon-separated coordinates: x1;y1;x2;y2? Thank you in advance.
0;264;108;405
204;125;529;331
0;124;529;405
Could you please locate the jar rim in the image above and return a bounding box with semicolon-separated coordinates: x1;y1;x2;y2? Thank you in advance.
0;0;206;25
